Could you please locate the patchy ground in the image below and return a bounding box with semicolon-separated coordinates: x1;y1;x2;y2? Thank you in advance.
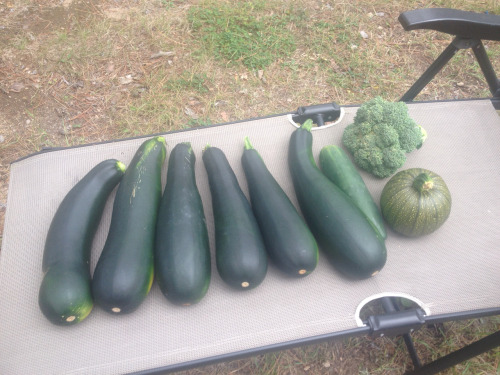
0;0;130;232
1;1;496;234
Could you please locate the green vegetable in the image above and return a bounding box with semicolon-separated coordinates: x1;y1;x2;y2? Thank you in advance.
380;168;452;237
92;137;166;314
39;266;94;326
155;142;211;306
242;137;318;277
319;145;386;239
203;145;267;290
342;97;427;178
39;159;125;325
289;120;387;279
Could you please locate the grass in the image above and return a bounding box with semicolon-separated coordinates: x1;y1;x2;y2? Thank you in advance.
164;72;211;93
1;0;500;373
187;0;301;69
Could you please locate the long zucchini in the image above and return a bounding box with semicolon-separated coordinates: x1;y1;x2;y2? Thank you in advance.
39;159;125;325
92;137;166;314
203;145;267;290
242;137;318;277
319;145;386;239
155;142;211;305
288;121;387;279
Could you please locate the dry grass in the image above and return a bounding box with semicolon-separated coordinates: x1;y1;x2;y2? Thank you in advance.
1;0;499;373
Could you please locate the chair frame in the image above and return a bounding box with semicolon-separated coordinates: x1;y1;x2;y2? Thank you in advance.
398;8;500;108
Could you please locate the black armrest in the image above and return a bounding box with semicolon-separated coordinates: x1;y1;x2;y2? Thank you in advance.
399;8;500;41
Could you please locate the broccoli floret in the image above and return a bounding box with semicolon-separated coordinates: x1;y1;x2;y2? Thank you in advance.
342;97;426;178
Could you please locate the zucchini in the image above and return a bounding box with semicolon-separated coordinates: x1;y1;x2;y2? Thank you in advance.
202;145;267;290
241;137;318;277
288;121;387;279
319;145;386;239
155;142;211;305
39;159;125;325
92;137;166;314
380;168;452;237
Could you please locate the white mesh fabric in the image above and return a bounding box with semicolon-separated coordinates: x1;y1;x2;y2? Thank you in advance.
1;100;499;374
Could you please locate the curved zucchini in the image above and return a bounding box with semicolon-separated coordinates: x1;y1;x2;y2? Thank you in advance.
39;265;94;326
39;159;125;325
319;145;386;239
288;121;387;279
92;137;166;314
155;142;211;305
241;137;318;277
203;145;267;290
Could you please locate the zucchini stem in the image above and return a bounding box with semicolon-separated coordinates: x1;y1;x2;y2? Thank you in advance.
244;136;254;150
181;142;193;154
301;119;314;132
155;136;166;147
116;161;126;173
413;173;434;192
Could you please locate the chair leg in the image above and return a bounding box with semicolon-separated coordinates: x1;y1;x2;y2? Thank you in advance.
380;297;422;369
402;332;422;369
404;330;500;375
472;40;500;97
400;37;462;102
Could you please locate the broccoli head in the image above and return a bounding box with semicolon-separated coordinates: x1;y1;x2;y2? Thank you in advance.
342;97;426;178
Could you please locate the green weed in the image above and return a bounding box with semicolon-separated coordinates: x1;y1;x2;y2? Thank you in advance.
164;72;211;93
186;117;212;127
12;35;29;50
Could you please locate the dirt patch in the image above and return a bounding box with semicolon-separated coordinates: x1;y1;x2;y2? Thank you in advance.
103;6;140;21
0;0;94;45
0;0;103;135
0;0;112;234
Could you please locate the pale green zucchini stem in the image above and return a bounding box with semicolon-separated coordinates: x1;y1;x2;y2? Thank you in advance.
301;119;314;132
412;173;434;192
244;136;254;150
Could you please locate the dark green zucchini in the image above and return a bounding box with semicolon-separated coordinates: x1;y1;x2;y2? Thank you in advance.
39;159;125;325
288;120;387;279
39;265;93;326
241;137;318;277
319;145;386;239
202;145;267;290
92;137;166;314
155;142;211;305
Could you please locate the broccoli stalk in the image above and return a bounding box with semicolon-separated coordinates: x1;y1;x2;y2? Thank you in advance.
342;97;426;178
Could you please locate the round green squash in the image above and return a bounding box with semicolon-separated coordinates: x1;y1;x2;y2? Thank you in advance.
380;168;451;237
